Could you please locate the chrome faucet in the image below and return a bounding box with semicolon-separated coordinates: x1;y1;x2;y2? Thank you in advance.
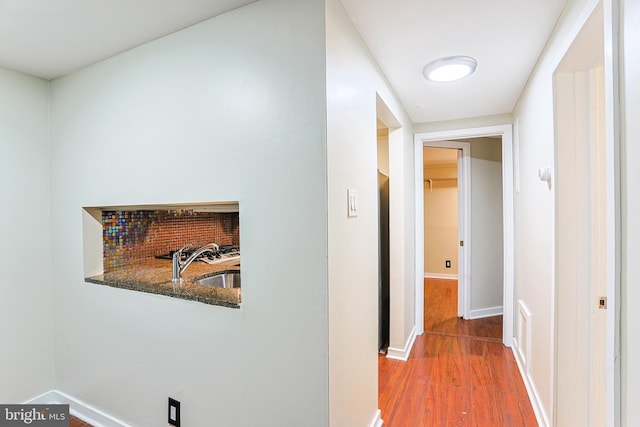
172;243;219;283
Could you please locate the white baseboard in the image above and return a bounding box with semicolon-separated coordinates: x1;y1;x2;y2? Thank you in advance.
511;346;550;427
369;409;383;427
26;390;129;427
423;273;458;280
386;325;416;361
467;306;503;320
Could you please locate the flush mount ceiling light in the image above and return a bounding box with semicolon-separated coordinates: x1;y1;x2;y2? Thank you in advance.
423;56;477;82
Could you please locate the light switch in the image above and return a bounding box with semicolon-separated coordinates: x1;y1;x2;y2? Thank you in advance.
348;189;359;217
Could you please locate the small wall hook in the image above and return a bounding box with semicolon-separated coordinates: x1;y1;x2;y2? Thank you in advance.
538;165;552;188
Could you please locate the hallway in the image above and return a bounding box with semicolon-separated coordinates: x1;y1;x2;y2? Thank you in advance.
378;278;537;426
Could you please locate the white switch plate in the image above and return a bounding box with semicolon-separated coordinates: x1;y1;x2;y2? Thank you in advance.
347;189;358;217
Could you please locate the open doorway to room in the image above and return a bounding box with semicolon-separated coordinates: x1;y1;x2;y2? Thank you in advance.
377;121;390;353
423;147;458;284
415;126;514;346
422;139;504;341
375;94;404;357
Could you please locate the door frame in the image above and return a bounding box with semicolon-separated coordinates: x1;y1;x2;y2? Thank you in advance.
422;141;471;318
551;1;620;425
415;125;514;346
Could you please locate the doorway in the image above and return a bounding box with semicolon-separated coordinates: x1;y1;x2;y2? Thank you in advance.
423;147;459;284
415;125;514;346
376;96;403;357
423;139;505;341
378;122;390;352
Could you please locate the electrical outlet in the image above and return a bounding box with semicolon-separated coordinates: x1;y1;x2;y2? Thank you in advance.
168;397;180;427
445;260;451;268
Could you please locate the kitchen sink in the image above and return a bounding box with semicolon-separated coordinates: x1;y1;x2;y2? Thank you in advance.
195;271;241;288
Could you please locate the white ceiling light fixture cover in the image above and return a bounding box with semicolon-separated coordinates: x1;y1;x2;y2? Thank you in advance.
423;56;477;82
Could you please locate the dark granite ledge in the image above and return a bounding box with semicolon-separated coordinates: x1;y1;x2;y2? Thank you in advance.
85;258;241;308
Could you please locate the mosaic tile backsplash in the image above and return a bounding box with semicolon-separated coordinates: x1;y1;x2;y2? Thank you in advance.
102;210;240;272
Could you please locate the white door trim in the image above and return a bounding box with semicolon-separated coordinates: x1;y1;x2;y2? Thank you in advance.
602;1;621;425
415;124;514;346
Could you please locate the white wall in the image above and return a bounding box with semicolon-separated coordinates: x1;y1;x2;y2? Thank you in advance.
325;0;414;424
423;165;458;275
512;0;601;422
389;126;416;356
621;0;640;423
469;138;503;312
377;129;389;176
48;0;330;425
0;67;54;402
414;114;513;134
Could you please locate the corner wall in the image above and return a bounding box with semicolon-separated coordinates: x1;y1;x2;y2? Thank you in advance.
325;0;415;424
48;0;330;425
469;138;503;313
0;67;54;402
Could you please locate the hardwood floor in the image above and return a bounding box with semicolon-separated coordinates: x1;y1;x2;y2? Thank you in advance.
70;415;93;427
379;334;537;426
424;278;502;341
377;278;536;426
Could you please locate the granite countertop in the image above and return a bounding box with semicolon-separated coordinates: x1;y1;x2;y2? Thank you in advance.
85;258;241;308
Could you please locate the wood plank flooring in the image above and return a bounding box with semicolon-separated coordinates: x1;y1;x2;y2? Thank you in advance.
424;278;502;341
379;333;537;426
378;278;537;426
70;415;92;427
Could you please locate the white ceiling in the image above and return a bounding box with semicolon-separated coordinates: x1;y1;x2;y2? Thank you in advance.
0;0;256;79
340;0;567;123
0;0;566;124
